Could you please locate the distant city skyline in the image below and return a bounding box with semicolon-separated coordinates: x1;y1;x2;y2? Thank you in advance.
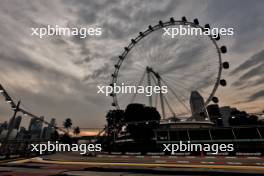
0;0;263;128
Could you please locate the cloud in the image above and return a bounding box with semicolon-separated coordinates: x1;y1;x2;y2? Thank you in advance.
248;90;264;101
231;49;264;87
0;0;263;126
206;0;264;53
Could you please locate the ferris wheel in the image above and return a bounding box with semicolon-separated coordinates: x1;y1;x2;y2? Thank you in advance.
110;17;230;119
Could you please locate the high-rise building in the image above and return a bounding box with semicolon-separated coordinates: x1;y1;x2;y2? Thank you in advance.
42;118;56;139
207;104;223;126
49;118;56;127
0;130;7;139
13;116;22;130
0;121;8;134
190;91;208;121
8;116;22;130
16;127;29;140
28;116;44;139
220;106;237;127
0;116;22;139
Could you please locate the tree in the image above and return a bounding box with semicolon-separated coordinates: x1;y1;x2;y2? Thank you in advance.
73;126;81;136
63;118;72;133
228;110;260;126
60;133;73;144
105;110;125;138
124;103;161;142
51;130;59;141
248;115;258;125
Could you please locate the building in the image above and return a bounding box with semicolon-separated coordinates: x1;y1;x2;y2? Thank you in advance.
16;127;30;140
0;129;18;139
190;91;208;121
13;116;22;130
207;104;223;126
28;116;44;139
42;118;56;139
0;121;8;134
0;116;21;140
220;106;237;127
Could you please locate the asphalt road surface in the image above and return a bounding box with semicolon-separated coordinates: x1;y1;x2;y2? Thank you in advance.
0;152;264;175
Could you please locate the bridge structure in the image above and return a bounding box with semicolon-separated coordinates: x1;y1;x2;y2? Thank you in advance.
0;83;67;157
0;84;66;133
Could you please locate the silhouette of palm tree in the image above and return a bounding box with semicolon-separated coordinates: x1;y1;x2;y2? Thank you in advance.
73;126;81;136
63;118;72;133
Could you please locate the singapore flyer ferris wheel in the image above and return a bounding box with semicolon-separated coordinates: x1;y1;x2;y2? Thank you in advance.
110;16;230;120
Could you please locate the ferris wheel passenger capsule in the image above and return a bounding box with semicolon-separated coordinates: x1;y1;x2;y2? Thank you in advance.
182;16;187;22
220;79;227;86
204;24;210;29
220;46;227;53
131;39;136;44
223;62;230;69
148;25;153;31
159;20;164;26
212;97;219;103
194;18;199;25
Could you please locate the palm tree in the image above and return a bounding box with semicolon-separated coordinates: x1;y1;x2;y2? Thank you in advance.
73;126;81;136
63;118;72;133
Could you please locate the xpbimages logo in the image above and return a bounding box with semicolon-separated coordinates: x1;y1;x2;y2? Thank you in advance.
163;141;234;154
163;25;234;38
97;83;168;97
31;25;102;38
31;141;102;154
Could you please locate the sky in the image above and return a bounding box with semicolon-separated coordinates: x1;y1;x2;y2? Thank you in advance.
0;0;263;129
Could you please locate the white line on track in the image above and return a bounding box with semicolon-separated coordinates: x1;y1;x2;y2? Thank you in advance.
186;156;196;159
225;156;237;159
168;156;178;159
226;162;242;165
151;156;160;158
256;163;264;166
121;155;130;158
247;157;261;159
107;155;116;158
155;160;167;163
136;156;144;158
205;156;216;159
201;161;215;164
177;161;190;164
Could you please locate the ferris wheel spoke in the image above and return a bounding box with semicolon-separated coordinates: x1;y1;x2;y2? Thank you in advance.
164;65;215;81
153;73;190;115
130;70;147;103
160;78;191;114
164;77;206;97
163;76;192;93
163;94;176;117
165;74;215;92
164;80;190;111
165;92;186;116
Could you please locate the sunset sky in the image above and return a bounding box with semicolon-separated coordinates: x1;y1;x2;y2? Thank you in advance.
0;0;263;130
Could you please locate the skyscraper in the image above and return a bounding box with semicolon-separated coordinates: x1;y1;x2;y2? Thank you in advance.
220;106;237;127
13;116;22;130
190;91;208;121
207;104;223;126
28;116;44;139
42;118;56;139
